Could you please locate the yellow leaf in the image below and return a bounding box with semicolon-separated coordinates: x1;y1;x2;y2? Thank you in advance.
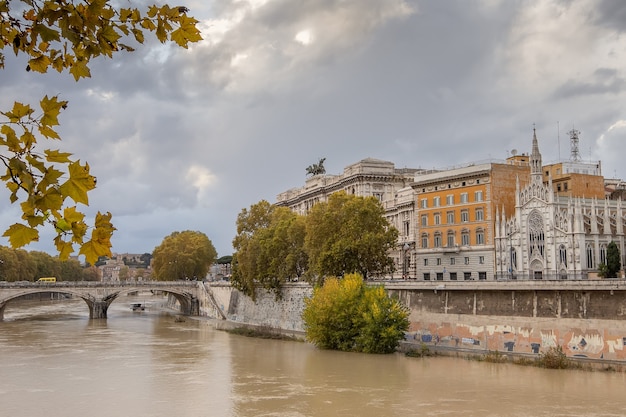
40;95;66;126
69;60;91;81
54;236;74;260
44;149;73;163
79;239;111;265
63;206;85;224
59;161;96;205
5;102;33;121
28;54;51;73
39;125;60;139
3;223;39;248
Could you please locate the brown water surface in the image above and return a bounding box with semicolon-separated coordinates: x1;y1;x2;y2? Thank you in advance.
1;296;625;417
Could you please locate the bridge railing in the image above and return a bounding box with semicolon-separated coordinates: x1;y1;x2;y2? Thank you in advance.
0;280;198;288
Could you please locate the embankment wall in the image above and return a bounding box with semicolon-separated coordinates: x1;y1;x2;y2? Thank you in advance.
200;281;626;362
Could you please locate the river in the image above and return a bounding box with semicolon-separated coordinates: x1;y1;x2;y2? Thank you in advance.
1;294;626;417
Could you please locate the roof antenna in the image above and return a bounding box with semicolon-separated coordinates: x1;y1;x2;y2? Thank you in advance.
568;127;581;161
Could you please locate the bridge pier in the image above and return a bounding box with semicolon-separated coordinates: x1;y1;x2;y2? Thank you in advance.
89;300;111;319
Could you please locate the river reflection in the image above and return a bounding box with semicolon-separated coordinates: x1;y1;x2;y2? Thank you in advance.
1;297;626;417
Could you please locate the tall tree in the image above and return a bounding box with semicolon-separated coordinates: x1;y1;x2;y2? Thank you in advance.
232;201;307;299
152;231;217;281
0;1;202;264
606;241;621;278
304;192;398;283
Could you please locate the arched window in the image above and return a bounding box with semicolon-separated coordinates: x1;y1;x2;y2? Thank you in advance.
510;248;517;270
447;230;455;247
475;228;485;245
461;229;470;246
586;243;595;269
559;244;567;268
528;210;545;258
600;243;607;265
434;232;442;248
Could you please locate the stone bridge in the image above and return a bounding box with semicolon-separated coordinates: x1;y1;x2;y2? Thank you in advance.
0;281;216;320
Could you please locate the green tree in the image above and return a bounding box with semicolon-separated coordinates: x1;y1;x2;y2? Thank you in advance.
232;201;307;299
302;273;409;354
152;231;217;281
59;257;83;281
606;241;621;278
30;250;61;279
304;192;398;283
0;1;202;264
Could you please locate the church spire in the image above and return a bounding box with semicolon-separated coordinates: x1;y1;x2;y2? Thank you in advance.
530;126;543;185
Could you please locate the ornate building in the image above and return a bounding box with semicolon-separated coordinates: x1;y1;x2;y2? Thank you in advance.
495;129;623;279
275;158;424;276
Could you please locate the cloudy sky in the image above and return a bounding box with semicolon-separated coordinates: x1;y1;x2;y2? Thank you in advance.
1;0;626;258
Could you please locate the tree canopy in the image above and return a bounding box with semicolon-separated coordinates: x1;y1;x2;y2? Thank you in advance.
599;241;621;278
0;245;91;281
302;273;409;354
231;201;307;299
0;1;202;264
231;193;399;297
304;192;398;283
151;230;217;281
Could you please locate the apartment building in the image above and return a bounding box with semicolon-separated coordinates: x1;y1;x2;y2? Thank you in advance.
412;157;530;281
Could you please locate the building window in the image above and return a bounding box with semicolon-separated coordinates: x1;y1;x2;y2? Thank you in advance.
447;211;455;224
447;231;455;247
433;196;441;207
460;193;468;203
475;208;484;221
461;210;469;223
450;257;456;265
421;198;428;208
421;234;429;249
403;220;410;236
434;213;441;225
436;258;441;265
446;195;454;205
476;229;485;245
600;244;607;265
529;210;545;258
373;193;383;201
564;182;568;191
450;272;457;280
510;248;517;270
424;258;428;266
461;230;470;246
423;273;431;280
434;233;442;248
479;256;484;264
464;272;472;280
421;215;428;226
586;243;594;269
436;272;443;281
478;272;487;280
559;244;567;268
464;257;470;265
475;191;483;202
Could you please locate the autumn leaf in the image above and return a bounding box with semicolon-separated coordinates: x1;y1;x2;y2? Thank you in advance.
59;161;96;205
3;223;39;248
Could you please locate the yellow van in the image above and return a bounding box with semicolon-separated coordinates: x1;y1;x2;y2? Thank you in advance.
37;277;56;283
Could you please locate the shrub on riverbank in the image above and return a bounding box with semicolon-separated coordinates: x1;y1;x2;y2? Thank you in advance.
302;273;409;354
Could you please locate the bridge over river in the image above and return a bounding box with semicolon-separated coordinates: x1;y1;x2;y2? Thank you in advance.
0;281;215;320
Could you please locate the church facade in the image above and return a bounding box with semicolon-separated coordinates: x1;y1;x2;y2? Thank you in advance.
495;130;625;280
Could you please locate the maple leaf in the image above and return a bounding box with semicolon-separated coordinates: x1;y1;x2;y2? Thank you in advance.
59;161;96;205
3;223;39;248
